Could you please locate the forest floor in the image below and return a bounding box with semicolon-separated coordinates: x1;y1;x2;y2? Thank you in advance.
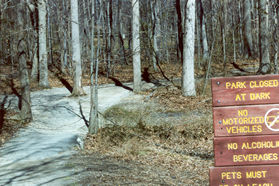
70;85;214;185
0;60;258;185
65;59;258;185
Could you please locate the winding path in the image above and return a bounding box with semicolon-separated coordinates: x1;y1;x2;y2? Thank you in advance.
0;85;134;185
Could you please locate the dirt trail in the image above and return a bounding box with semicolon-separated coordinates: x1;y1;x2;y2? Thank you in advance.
0;85;136;186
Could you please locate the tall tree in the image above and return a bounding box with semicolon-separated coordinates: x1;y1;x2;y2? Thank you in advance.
198;0;209;61
238;0;245;56
106;0;113;76
18;2;32;122
116;0;127;65
38;0;49;88
0;0;2;63
27;0;39;81
182;0;196;96
175;0;183;64
273;0;278;73
222;0;227;74
152;0;160;71
258;0;271;74
132;0;141;93
243;0;254;57
61;0;68;73
71;0;85;96
89;0;99;134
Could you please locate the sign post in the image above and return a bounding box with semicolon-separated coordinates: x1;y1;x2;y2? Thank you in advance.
210;75;279;186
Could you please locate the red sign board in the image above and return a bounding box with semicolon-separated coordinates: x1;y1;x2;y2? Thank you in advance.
214;135;279;166
210;75;279;185
212;75;279;107
210;165;279;186
213;104;279;136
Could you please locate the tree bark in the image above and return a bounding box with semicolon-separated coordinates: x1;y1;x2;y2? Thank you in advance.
47;3;53;64
132;0;141;93
27;0;39;80
238;1;244;56
258;0;271;74
182;0;196;96
243;0;254;57
198;0;209;61
152;0;160;71
89;0;100;134
272;1;278;74
18;2;32;122
61;0;68;72
71;0;85;96
175;0;183;64
117;0;127;65
106;0;112;76
0;0;2;63
82;0;90;61
38;0;49;88
222;0;227;75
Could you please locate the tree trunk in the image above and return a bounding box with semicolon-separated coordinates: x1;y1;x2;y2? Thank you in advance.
18;2;32;122
61;0;68;73
272;1;278;74
0;0;2;63
47;4;53;64
198;0;209;61
253;0;260;56
106;0;112;76
258;0;271;74
175;0;183;64
117;0;127;65
152;0;160;71
60;0;68;73
222;0;227;75
238;1;244;56
196;9;201;67
101;5;107;75
132;0;141;93
243;0;254;58
182;0;196;97
27;0;39;80
232;13;237;64
71;0;85;96
31;42;38;80
38;0;49;88
82;0;89;62
89;0;100;134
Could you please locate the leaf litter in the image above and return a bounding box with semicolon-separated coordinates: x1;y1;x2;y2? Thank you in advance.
73;84;214;185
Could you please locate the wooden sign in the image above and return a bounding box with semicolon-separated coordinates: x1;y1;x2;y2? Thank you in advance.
212;75;279;107
213;104;279;136
214;135;279;166
210;165;279;186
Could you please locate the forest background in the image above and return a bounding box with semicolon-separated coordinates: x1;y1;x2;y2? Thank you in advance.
0;0;278;184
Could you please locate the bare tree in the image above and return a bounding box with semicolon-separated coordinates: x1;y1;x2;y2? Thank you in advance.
198;0;209;61
61;0;68;73
175;0;183;64
132;0;141;93
272;0;278;73
222;0;227;74
18;2;32;122
71;0;85;96
152;0;160;71
258;0;271;74
38;0;49;88
182;0;196;96
89;0;99;134
26;0;39;81
243;0;254;57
